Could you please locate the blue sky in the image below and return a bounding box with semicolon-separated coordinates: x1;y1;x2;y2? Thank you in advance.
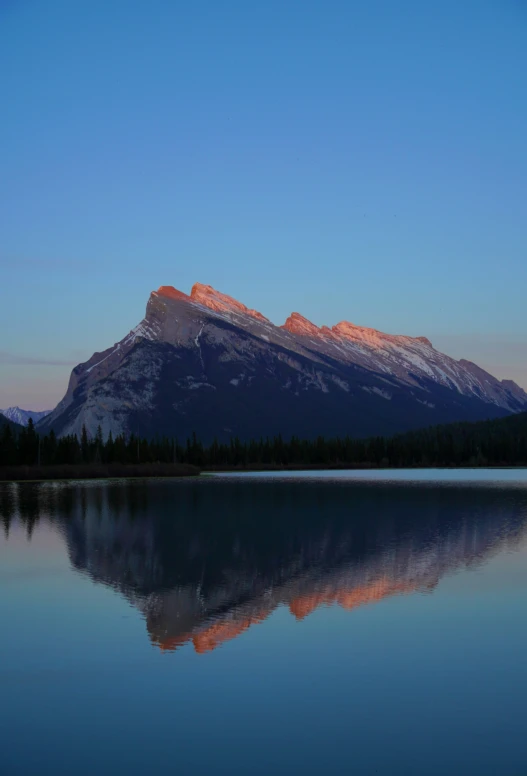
1;0;526;409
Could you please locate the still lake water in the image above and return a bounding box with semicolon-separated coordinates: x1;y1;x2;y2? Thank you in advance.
1;471;527;775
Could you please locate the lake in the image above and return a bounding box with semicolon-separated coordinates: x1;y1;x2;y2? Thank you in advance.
1;471;527;775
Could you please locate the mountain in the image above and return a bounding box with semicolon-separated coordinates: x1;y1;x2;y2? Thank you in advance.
38;283;527;441
0;414;23;435
0;407;51;427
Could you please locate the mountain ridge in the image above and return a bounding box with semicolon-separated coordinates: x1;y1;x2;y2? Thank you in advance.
37;283;527;441
0;407;51;427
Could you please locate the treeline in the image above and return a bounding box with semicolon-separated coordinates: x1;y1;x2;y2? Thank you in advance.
2;412;527;469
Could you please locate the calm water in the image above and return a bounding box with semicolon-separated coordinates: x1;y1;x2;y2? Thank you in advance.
1;471;527;775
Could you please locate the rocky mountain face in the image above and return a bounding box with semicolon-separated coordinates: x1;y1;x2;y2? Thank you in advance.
0;407;51;427
38;283;527;441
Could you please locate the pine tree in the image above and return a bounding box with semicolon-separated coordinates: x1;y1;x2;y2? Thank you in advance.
81;424;89;463
94;425;103;463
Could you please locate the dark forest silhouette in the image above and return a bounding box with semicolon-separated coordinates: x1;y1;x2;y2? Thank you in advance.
1;411;527;474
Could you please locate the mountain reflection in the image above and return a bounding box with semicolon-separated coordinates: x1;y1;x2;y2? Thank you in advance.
4;478;527;652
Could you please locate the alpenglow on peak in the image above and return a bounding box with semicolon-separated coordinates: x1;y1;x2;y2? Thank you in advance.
36;281;527;442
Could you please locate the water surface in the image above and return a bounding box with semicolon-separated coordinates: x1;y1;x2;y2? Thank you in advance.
1;473;526;775
218;466;527;483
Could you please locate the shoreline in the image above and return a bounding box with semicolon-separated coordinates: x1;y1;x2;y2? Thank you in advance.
203;462;527;472
1;462;526;483
0;463;200;482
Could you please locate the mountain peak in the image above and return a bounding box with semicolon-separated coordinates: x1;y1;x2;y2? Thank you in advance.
155;286;191;302
190;283;269;322
332;322;435;350
0;407;51;427
332;321;386;344
281;312;322;338
415;336;433;347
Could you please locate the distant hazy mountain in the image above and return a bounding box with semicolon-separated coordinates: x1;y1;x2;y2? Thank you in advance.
0;407;51;427
38;283;527;441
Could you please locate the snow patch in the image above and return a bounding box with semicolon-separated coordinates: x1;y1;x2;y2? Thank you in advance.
362;386;392;400
85;345;121;374
416;399;435;408
331;376;350;392
176;376;216;391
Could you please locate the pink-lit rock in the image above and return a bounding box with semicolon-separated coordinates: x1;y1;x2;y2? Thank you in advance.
190;282;269;322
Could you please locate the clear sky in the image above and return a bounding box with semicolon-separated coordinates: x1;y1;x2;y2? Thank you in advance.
1;0;526;409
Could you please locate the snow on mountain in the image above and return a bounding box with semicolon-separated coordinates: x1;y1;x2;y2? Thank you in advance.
37;283;527;441
0;407;51;427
